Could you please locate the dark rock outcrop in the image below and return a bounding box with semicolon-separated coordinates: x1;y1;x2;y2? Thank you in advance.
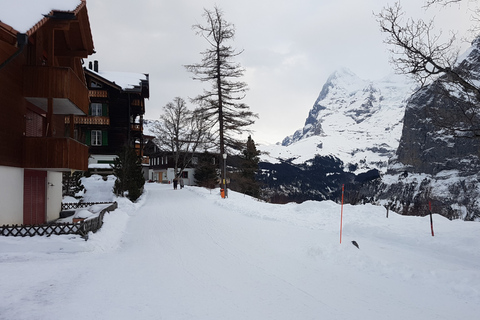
372;38;480;221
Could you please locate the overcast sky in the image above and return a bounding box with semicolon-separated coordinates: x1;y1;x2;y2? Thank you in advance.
85;0;473;144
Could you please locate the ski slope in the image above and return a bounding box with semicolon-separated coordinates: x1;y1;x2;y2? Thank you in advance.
1;179;479;319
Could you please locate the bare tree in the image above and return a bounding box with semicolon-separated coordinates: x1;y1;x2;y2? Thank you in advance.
154;97;211;183
185;6;257;190
376;1;480;136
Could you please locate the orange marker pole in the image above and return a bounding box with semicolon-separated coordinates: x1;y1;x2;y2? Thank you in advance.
429;201;434;237
340;184;344;244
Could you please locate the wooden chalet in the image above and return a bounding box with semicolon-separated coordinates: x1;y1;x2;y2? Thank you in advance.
144;140;218;186
74;61;149;172
0;0;94;225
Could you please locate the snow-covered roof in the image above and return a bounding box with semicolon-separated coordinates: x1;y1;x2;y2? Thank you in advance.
95;70;148;91
0;0;82;33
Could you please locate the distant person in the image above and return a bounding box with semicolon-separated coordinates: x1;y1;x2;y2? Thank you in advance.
173;178;178;190
180;179;184;189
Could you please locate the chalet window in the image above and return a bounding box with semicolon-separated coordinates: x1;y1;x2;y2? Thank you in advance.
86;130;108;146
182;171;188;179
91;103;102;116
91;130;102;146
89;103;108;116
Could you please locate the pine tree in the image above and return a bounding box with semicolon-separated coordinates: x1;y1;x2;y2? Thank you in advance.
241;136;261;198
62;171;85;198
230;136;261;198
112;146;145;202
194;151;218;189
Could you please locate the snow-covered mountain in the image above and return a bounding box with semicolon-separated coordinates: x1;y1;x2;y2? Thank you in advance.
261;68;415;173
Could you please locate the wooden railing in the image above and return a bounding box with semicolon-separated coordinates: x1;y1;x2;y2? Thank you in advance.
131;99;144;107
0;202;117;240
89;90;108;98
23;66;89;115
61;202;115;210
23;137;88;171
65;116;110;126
131;123;143;131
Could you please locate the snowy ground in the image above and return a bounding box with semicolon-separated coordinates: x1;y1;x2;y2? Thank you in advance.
1;177;479;319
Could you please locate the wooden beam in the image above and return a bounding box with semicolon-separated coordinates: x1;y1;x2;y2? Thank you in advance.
54;49;89;57
50;20;71;31
47;27;54;137
69;114;75;138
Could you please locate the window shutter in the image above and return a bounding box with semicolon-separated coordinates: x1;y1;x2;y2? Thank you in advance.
102;130;108;146
102;104;108;116
86;130;91;146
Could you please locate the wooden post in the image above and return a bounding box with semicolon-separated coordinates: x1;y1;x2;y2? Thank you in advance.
46;27;55;137
70;114;75;138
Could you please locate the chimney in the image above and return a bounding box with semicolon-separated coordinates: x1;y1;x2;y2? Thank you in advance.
94;60;98;72
88;61;92;70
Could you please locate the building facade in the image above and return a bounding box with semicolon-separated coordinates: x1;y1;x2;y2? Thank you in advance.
74;61;149;172
0;0;94;225
144;140;219;186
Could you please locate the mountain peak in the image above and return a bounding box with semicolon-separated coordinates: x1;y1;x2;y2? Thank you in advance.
280;69;414;172
329;67;358;81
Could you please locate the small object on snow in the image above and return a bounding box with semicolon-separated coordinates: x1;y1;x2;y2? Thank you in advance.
351;241;359;249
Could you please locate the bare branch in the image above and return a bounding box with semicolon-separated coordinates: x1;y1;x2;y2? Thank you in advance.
154;97;212;180
185;5;257;157
425;0;462;7
377;1;480;136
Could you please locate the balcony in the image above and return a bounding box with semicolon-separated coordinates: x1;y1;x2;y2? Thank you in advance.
89;90;108;98
65;116;110;126
23;66;89;115
23;137;88;171
130;99;145;114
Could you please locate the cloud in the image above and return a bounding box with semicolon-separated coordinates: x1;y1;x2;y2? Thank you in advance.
85;0;474;144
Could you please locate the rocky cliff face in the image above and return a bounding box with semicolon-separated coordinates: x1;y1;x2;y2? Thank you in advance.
372;38;480;221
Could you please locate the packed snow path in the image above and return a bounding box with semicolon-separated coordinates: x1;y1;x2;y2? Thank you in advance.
1;182;479;319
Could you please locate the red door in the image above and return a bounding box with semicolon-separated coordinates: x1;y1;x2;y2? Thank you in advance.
23;170;47;225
